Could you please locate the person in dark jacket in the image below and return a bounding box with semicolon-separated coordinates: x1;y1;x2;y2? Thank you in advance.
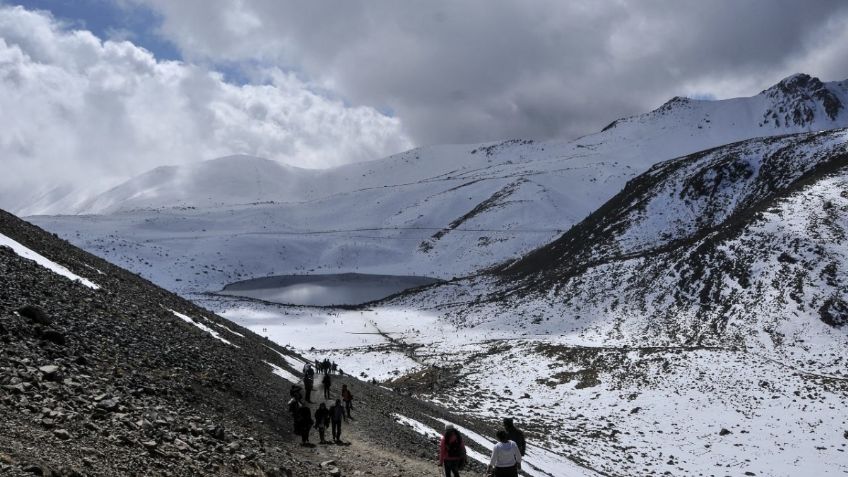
502;418;526;456
295;405;314;445
322;372;332;399
303;363;315;403
330;399;346;443
314;402;330;444
341;384;353;418
438;424;467;477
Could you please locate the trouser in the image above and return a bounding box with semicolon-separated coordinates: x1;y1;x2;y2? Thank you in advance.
317;425;326;442
493;465;518;477
300;429;310;443
344;399;352;417
323;385;331;399
331;420;342;441
304;382;313;402
443;460;461;477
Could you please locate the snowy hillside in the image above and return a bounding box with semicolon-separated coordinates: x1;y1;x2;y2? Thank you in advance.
204;128;848;476
367;128;848;475
30;74;848;297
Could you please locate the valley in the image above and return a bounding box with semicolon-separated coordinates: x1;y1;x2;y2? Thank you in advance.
16;73;848;476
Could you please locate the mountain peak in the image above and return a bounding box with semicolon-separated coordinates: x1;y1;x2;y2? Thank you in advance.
760;73;843;124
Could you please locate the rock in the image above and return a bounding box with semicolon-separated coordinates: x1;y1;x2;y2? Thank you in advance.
320;460;337;468
53;429;71;440
142;440;158;450
327;467;341;477
173;438;192;451
22;463;55;476
40;329;66;346
39;365;61;381
18;305;52;325
3;383;27;394
97;398;120;412
719;428;732;436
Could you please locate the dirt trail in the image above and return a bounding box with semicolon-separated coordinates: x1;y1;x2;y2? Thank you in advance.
288;422;488;477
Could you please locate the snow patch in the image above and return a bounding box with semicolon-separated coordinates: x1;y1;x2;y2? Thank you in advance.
0;232;99;289
168;309;237;347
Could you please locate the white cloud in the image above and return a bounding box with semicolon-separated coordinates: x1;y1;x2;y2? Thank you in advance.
133;0;848;145
0;6;412;213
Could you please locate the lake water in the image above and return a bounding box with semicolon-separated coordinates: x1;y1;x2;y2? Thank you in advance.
217;273;443;306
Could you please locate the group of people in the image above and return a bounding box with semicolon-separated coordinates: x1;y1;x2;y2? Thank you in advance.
287;362;355;446
284;359;528;477
438;418;526;477
313;357;340;375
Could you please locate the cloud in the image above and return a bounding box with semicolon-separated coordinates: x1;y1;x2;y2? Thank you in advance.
0;5;411;211
134;0;848;145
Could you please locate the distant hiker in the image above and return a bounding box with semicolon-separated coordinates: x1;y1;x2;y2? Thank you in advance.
314;402;330;444
303;363;315;403
438;424;467;477
341;384;353;418
487;430;522;477
502;418;526;456
295;405;314;445
322;372;332;399
331;361;338;374
330;399;346;443
323;358;331;374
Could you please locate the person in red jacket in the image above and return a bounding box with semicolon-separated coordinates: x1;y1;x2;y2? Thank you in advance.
438;424;467;477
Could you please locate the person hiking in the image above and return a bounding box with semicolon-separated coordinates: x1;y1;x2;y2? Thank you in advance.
330;399;346;443
502;418;526;456
487;430;522;477
331;361;337;374
289;384;303;401
287;384;303;425
341;384;353;418
303;363;315;403
314;402;330;444
322;372;332;399
323;358;331;375
438;424;467;477
295;405;314;446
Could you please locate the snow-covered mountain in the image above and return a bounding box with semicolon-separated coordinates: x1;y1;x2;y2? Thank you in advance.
191;126;848;476
19;73;848;476
56;73;848;216
29;74;848;297
326;128;847;476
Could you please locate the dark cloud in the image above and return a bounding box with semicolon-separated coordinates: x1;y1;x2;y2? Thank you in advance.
137;0;848;145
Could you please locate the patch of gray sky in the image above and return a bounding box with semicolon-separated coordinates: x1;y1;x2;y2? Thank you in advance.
135;0;848;145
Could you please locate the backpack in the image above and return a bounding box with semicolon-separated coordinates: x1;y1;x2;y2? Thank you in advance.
287;398;300;414
446;432;464;458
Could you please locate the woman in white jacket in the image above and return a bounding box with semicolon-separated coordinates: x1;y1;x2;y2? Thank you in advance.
488;430;522;477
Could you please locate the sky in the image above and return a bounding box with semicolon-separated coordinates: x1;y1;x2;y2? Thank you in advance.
1;1;848;209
